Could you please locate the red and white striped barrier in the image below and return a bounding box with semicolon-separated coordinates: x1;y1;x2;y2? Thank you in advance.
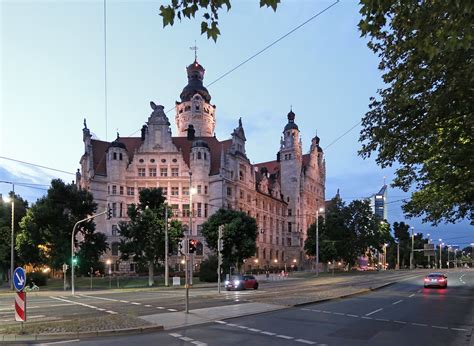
15;291;26;322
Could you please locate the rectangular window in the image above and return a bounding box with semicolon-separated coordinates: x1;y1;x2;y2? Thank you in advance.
240;190;244;199
182;186;189;195
111;225;118;236
171;167;179;177
161;187;168;195
138;187;145;193
182;204;190;217
270;235;273;244
287;237;292;246
288;208;292;216
119;186;124;195
197;224;203;236
149;168;157;177
138;168;146;177
276;237;279;245
130;263;136;272
112;202;117;218
197;203;202;217
111;243;119;256
197;185;202;194
171;187;179;196
127;187;135;196
227;187;232;196
112;185;117;195
288;222;292;233
160;168;168;177
119;203;123;218
204;203;208;217
204;185;208;194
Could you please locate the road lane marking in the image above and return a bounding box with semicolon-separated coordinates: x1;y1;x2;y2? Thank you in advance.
38;339;80;345
361;316;373;320
248;328;261;332
432;326;448;330
191;342;207;346
169;333;182;337
238;325;248;329
168;308;178;312
157;306;165;309
131;302;141;305
227;323;237;327
347;314;359;318
180;336;193;341
215;320;227;324
366;308;383;316
322;310;332;314
295;339;316;345
409;293;415;297
451;328;468;331
276;335;294;339
261;331;276;336
301;308;310;311
375;318;389;322
392;300;403;305
120;300;129;303
78;295;118;302
145;305;152;307
412;323;427;327
394;320;407;324
333;312;345;316
49;296;117;314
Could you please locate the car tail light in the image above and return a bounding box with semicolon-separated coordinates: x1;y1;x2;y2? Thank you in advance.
424;278;429;282
438;278;445;282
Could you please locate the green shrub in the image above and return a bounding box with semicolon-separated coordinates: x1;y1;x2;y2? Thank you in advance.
199;255;218;282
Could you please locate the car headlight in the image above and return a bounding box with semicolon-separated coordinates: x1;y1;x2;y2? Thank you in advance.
234;280;240;286
224;281;230;285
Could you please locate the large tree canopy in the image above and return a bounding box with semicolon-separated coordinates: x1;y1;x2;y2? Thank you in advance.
358;1;473;225
201;208;258;272
16;179;108;272
119;188;183;286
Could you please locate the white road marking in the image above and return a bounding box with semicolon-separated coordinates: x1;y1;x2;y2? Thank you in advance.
375;318;389;322
38;339;80;345
366;308;383;316
180;336;194;341
295;339;316;345
157;306;165;309
106;310;118;314
432;326;448;330
412;323;427;327
227;323;237;327
168;308;178;312
49;296;117;314
301;308;310;311
79;295;118;302
347;314;359;318
29;315;46;319
0;303;74;312
394;320;407;324
145;305;152;307
191;342;207;346
169;333;182;337
120;300;129;303
333;312;345;316
261;331;276;336
322;310;332;314
392;300;403;305
409;293;415;298
215;320;227;324
276;335;294;339
451;328;468;332
248;328;261;332
131;302;141;305
238;325;248;329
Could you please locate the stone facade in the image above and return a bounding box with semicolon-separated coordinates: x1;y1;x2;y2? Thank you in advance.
78;59;326;272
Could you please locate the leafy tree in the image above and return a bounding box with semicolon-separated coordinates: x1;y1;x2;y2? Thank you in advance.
119;188;183;286
358;1;473;225
0;193;28;282
159;0;280;41
199;255;218;282
201;208;258;272
16;179;107;272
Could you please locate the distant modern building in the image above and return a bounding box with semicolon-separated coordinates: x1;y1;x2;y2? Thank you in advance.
369;184;387;220
77;58;326;272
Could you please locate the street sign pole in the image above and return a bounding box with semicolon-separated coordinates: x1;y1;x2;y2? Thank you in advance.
13;267;27;323
217;225;223;294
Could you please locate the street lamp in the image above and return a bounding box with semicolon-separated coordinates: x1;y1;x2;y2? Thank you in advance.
315;207;324;277
410;227;415;270
106;259;112;289
2;189;14;291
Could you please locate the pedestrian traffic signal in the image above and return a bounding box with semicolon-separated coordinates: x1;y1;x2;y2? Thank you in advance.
107;207;113;220
72;257;78;266
189;239;197;254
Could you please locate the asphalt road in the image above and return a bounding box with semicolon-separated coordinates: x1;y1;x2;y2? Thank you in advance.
57;269;473;346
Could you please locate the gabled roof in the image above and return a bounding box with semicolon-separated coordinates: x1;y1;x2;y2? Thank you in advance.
89;137;232;176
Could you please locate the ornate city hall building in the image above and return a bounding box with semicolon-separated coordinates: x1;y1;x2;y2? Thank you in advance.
78;59;326;272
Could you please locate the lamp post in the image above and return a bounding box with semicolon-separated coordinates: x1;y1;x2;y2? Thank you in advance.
106;259;112;289
315;207;324;277
410;227;415;270
164;207;169;287
447;245;451;269
1;185;15;291
438;240;443;269
383;243;388;270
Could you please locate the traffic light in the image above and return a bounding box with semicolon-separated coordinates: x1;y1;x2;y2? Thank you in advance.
189;239;197;254
72;257;78;266
107;207;113;220
178;239;186;255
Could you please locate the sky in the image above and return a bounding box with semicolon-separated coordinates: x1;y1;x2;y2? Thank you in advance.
0;0;472;249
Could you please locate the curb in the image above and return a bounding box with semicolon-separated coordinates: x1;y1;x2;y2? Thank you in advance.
0;324;164;342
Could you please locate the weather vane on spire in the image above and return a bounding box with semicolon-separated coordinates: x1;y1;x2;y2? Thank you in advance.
190;40;198;61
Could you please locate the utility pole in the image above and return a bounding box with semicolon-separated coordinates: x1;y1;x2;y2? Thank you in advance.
217;225;224;294
410;227;414;270
165;207;169;287
315;207;324;277
439;240;443;269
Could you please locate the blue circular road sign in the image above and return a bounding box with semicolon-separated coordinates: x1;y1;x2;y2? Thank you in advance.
13;267;26;292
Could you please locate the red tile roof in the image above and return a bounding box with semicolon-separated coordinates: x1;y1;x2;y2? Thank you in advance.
90;137;232;176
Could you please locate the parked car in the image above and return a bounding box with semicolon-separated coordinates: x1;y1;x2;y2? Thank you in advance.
225;275;259;291
423;273;448;288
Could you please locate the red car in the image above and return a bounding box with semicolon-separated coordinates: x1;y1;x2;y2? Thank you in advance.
225;275;259;291
424;273;448;288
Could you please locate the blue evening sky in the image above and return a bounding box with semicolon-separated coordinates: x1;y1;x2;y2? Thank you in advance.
1;0;471;248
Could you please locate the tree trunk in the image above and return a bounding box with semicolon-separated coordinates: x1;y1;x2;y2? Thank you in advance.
148;262;154;287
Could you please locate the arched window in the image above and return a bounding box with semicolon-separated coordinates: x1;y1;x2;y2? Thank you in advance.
119;153;123;160
113;152;117;160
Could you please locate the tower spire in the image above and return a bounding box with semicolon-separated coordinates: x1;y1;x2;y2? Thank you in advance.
190;41;198;62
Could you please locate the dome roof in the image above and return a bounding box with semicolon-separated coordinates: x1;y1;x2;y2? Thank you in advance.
180;60;211;103
284;109;299;131
191;139;209;149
